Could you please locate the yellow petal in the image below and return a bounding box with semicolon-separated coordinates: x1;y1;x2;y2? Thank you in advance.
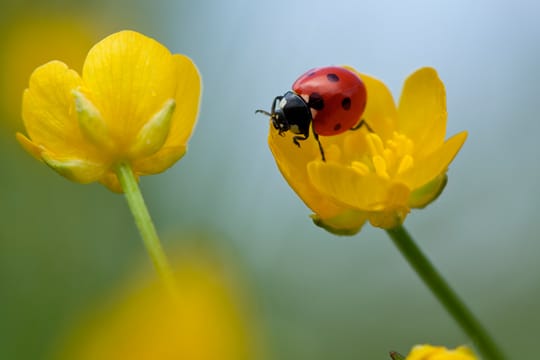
16;133;44;160
307;161;407;211
163;54;201;148
345;67;397;141
454;346;478;359
398;67;447;155
398;131;467;189
81;30;178;145
405;345;478;360
132;146;187;175
22;60;101;160
268;127;344;219
405;345;441;359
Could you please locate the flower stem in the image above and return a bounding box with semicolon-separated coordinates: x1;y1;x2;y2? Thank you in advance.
386;224;505;360
115;162;176;293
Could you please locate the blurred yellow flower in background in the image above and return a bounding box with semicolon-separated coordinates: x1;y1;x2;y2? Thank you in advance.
269;67;467;235
16;30;201;192
0;12;100;129
395;344;478;360
56;249;265;360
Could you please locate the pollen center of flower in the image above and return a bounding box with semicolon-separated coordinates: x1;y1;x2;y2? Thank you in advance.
365;132;414;178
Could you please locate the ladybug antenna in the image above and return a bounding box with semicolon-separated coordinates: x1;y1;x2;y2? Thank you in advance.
255;109;272;116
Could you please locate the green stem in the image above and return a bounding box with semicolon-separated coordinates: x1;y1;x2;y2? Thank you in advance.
386;224;505;360
115;162;176;293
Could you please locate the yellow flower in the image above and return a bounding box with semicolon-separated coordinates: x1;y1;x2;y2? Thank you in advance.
16;30;201;192
55;250;264;360
268;67;467;234
398;344;478;360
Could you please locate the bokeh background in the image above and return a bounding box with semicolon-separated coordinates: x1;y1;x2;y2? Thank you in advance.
1;0;539;358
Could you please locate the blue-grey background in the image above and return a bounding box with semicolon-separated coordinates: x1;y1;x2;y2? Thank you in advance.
1;0;539;358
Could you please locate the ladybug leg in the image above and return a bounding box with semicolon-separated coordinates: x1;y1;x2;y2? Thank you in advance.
350;118;374;132
292;134;308;147
312;130;326;162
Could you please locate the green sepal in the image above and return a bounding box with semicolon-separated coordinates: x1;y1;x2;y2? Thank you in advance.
311;210;367;236
409;174;448;209
41;152;104;183
130;99;176;157
389;351;406;360
73;89;113;150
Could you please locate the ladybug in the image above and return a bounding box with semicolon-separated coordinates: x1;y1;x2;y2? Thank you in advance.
256;66;370;161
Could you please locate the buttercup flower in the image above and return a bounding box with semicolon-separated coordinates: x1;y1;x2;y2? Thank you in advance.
393;344;478;360
17;30;201;192
269;67;467;234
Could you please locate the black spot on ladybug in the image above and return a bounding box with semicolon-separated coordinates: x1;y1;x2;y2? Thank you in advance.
341;97;351;110
334;123;342;131
327;73;339;82
308;92;325;110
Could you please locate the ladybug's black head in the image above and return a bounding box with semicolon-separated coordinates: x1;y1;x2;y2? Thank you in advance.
268;99;289;135
256;91;312;138
256;90;327;161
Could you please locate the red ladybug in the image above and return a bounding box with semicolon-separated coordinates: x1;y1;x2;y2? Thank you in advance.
257;66;369;161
